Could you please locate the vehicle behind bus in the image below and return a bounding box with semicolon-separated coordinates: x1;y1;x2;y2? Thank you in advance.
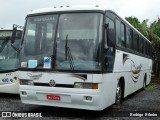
0;27;22;94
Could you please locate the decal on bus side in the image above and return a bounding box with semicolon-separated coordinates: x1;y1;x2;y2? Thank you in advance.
27;73;43;80
123;54;142;83
2;78;9;83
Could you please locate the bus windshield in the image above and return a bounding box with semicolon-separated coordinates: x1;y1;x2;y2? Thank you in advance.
55;13;102;71
22;13;103;71
22;15;58;68
0;39;20;71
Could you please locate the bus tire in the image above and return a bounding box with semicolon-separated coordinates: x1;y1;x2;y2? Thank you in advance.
115;81;122;105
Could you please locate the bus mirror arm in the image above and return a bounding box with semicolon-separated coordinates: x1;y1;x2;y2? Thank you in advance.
11;24;24;44
11;25;17;44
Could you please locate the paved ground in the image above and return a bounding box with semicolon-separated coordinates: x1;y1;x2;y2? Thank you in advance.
0;82;159;120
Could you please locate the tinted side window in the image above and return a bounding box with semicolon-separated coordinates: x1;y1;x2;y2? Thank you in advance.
139;37;143;53
144;40;146;55
116;20;121;46
133;32;137;51
146;42;150;56
126;27;132;49
121;23;125;47
137;35;139;52
106;17;115;47
116;20;125;47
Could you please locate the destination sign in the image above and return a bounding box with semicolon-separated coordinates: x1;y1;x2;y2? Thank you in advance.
0;31;12;37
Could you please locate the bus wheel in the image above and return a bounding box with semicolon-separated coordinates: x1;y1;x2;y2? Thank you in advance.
115;81;122;105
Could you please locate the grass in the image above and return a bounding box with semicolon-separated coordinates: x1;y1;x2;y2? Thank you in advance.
145;83;159;90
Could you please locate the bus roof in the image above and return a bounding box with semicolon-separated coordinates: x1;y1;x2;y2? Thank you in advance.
27;5;151;43
28;5;106;15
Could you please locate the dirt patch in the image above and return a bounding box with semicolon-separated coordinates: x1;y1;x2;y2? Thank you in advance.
151;79;160;85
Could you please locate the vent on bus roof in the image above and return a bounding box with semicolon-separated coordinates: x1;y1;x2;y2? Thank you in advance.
53;6;70;8
52;5;100;9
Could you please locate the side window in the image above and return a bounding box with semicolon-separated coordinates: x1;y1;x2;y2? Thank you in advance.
146;42;150;56
126;27;132;49
116;20;125;47
144;41;148;55
148;43;150;56
105;17;115;72
144;40;146;55
137;35;139;52
116;20;121;46
105;17;115;48
133;32;138;51
139;37;143;53
121;23;125;47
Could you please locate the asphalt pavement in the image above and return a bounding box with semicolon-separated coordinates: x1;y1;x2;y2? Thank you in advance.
0;83;159;120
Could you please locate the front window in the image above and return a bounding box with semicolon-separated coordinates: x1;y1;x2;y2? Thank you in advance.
21;13;103;71
22;15;58;68
0;39;20;71
55;13;102;71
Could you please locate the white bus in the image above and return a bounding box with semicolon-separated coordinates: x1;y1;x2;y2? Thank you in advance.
17;5;152;110
0;28;22;94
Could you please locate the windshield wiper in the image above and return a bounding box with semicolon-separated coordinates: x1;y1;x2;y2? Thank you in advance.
65;34;74;70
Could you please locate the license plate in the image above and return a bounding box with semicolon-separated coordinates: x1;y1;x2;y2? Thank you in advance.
46;95;60;101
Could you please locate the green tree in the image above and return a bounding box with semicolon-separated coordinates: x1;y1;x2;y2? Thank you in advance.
149;18;160;77
125;17;141;30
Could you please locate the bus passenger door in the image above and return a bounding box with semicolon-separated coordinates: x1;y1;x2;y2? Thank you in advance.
104;17;115;72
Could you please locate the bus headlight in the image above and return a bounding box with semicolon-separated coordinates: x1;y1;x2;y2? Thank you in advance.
19;79;34;85
74;83;98;89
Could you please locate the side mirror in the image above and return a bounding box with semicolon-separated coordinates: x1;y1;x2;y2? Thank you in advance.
11;24;17;44
105;24;110;46
11;24;23;44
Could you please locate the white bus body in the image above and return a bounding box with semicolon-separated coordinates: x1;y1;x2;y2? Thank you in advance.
19;5;152;110
0;28;22;94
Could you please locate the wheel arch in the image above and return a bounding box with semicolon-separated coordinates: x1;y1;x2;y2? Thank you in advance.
119;77;125;99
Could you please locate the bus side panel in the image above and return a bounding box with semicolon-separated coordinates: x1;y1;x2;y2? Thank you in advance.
113;49;152;97
100;73;118;110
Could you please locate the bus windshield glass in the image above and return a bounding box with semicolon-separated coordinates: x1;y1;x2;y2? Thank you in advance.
0;38;20;71
22;13;102;71
22;15;58;68
55;13;102;71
